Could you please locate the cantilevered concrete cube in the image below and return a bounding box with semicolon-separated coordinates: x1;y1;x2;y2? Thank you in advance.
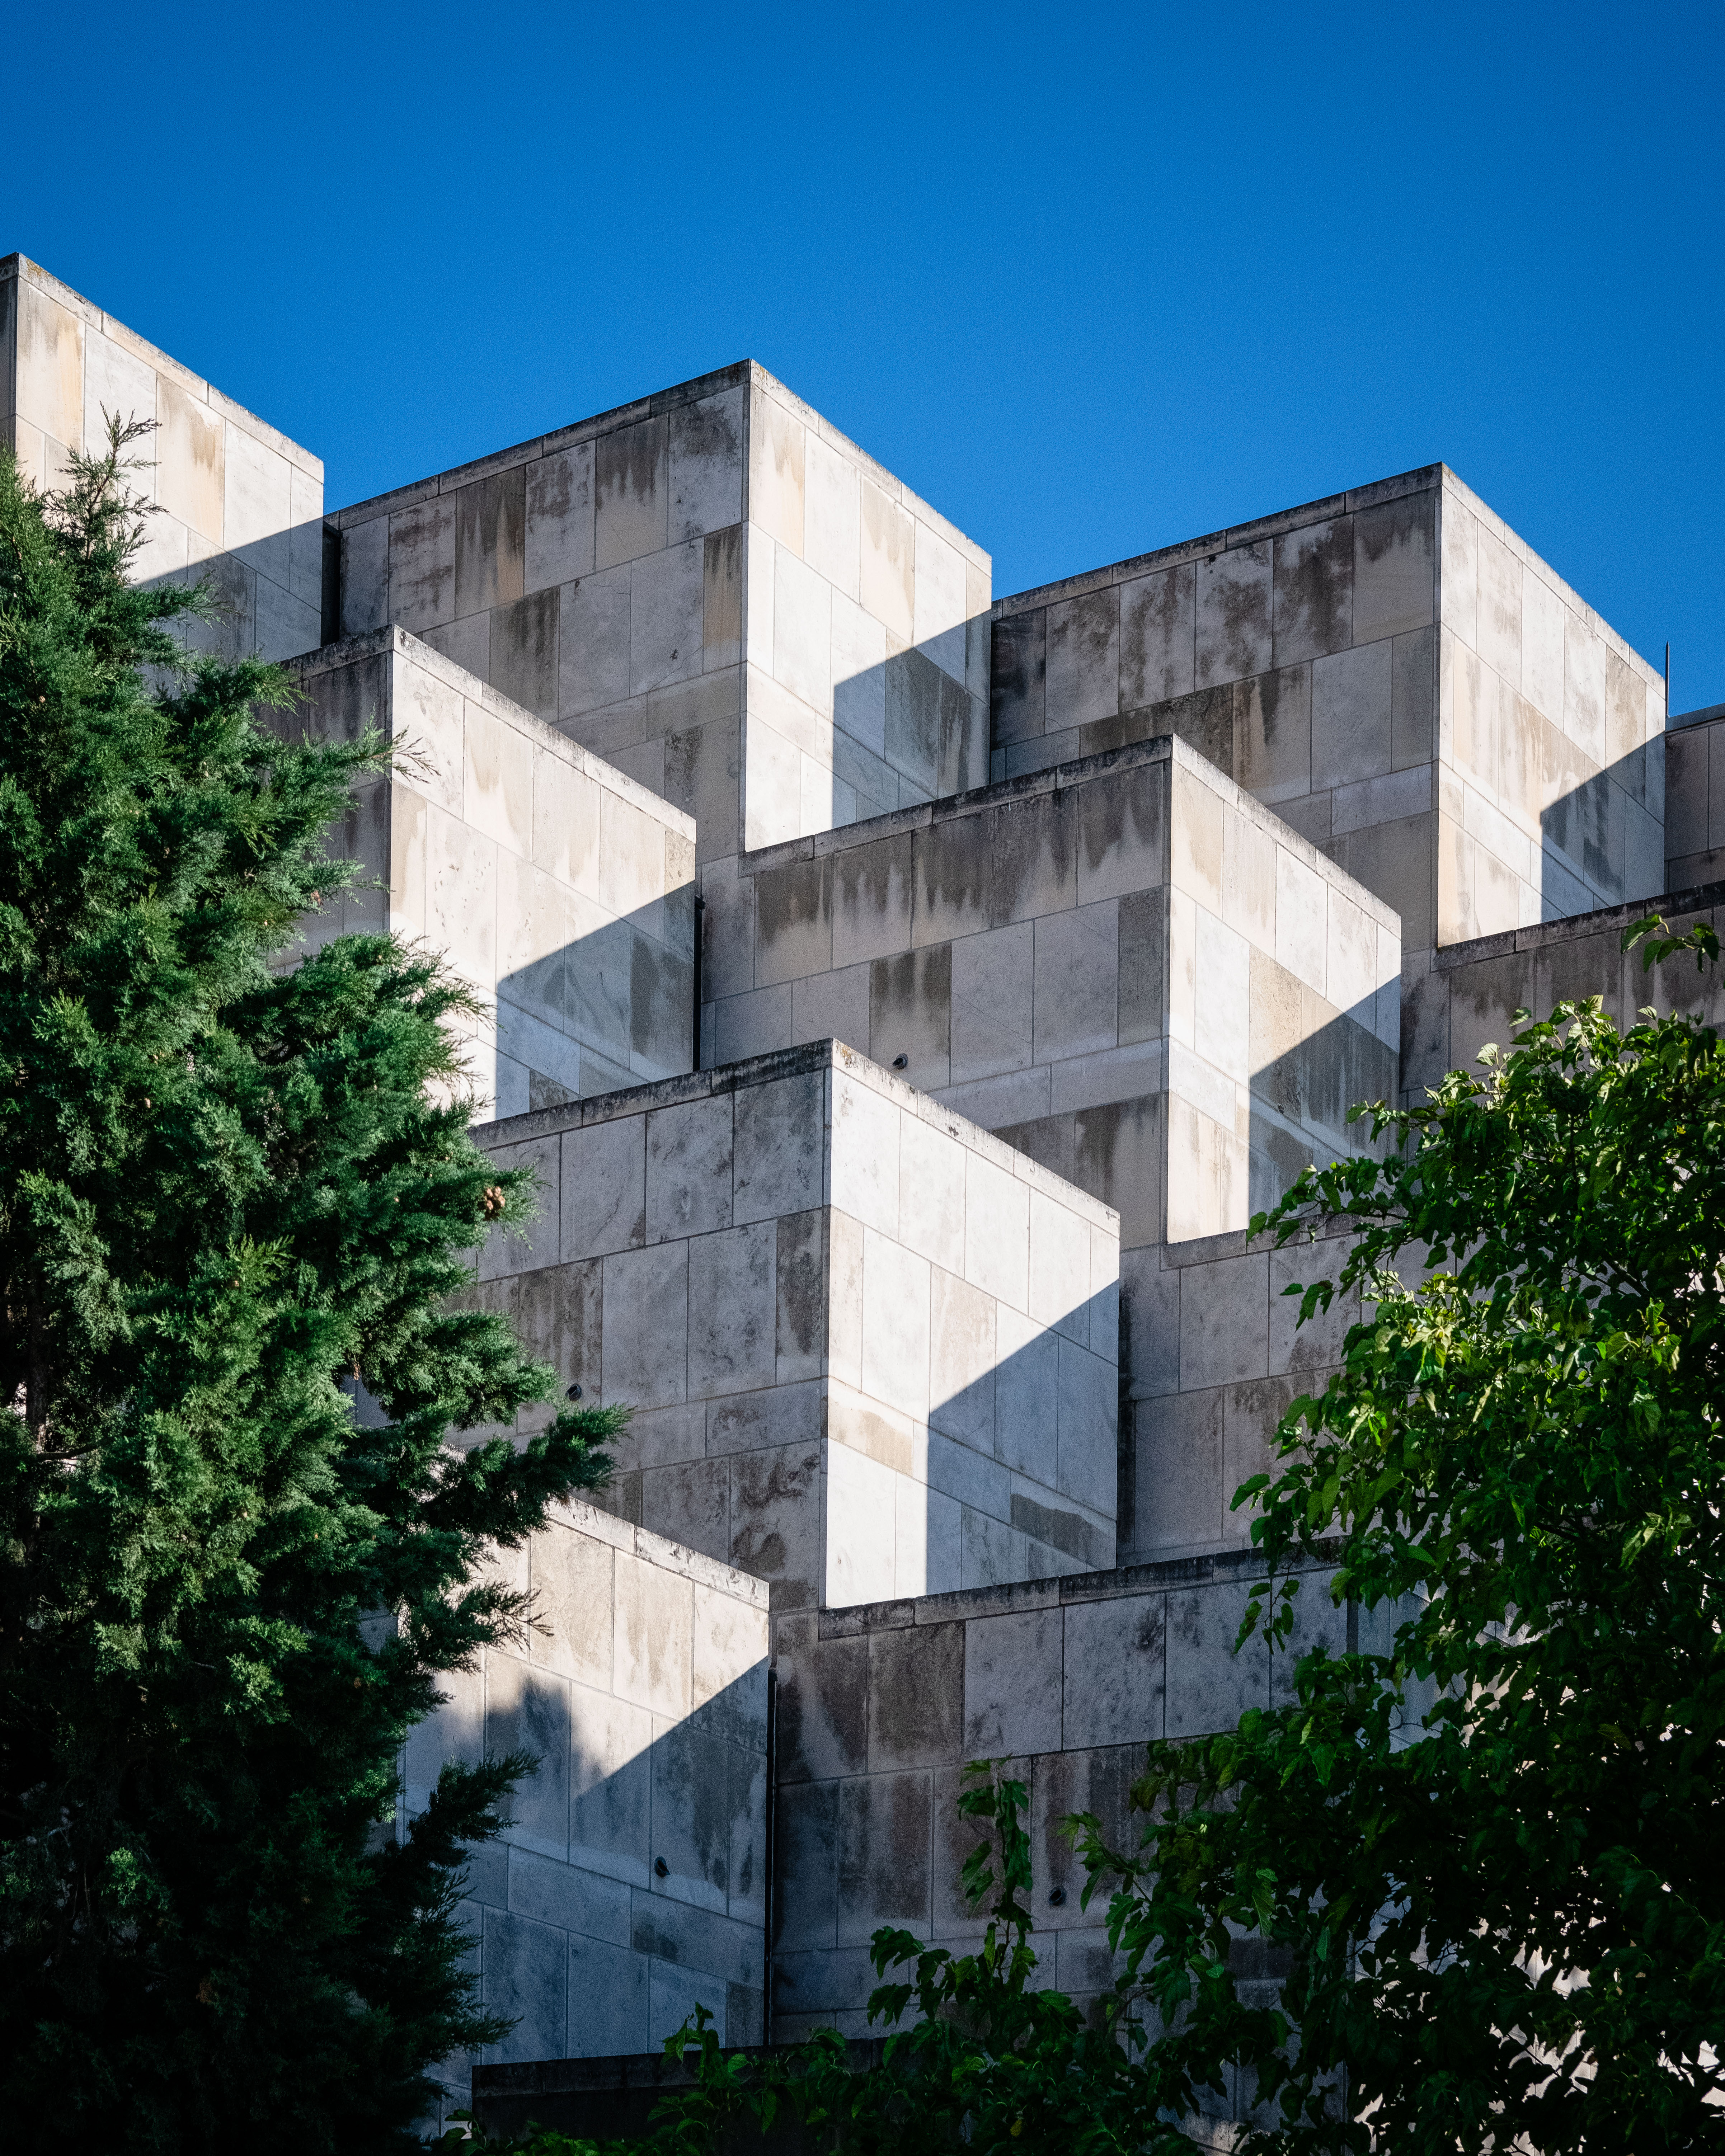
702;736;1398;1248
692;738;1397;1568
464;1041;1120;1609
990;467;1669;1097
283;627;696;1119
327;362;992;861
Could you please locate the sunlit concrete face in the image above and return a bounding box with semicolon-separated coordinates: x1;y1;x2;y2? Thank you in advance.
699;736;1397;1241
989;466;1668;1105
462;1040;1120;1610
0;254;327;663
283;627;696;1119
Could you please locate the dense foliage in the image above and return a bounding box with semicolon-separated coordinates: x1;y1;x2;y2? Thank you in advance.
1071;928;1725;2150
0;422;620;2151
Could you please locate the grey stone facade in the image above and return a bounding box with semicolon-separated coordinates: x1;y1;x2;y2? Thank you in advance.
768;1543;1404;2050
1;255;326;662
326;362;991;861
1663;703;1725;893
25;257;1713;2118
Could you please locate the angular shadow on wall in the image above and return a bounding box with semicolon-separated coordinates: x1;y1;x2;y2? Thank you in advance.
489;886;696;1122
1246;1002;1398;1223
824;1277;1121;1610
1535;742;1664;926
138;520;329;668
405;1649;770;2108
751;629;991;846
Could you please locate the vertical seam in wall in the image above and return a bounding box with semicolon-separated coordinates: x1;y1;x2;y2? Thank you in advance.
762;1666;777;2038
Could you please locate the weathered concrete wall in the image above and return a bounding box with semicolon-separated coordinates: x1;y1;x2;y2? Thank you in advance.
768;1543;1371;2065
702;737;1397;1241
991;474;1444;952
1125;1219;1360;1560
992;467;1669;1049
693;736;1395;1560
329;363;990;861
1663;705;1725;892
0;254;325;662
1418;879;1725;1081
284;627;695;1118
1436;468;1665;943
465;1041;1119;1610
330;367;747;864
407;1501;769;2117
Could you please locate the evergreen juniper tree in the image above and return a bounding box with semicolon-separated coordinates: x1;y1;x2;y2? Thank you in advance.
0;419;622;2151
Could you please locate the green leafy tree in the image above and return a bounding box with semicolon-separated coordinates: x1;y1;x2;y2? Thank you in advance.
0;421;621;2152
1072;927;1725;2151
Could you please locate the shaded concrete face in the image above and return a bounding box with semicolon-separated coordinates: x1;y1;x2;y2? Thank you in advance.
405;1504;769;2111
283;628;696;1119
692;739;1395;1571
1404;883;1725;1105
992;468;1668;975
1663;708;1725;894
330;363;992;867
1;254;325;664
334;371;748;870
768;1546;1390;2045
1436;471;1665;945
463;1042;1119;1611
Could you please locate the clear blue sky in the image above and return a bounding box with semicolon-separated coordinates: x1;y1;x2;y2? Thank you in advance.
10;2;1722;707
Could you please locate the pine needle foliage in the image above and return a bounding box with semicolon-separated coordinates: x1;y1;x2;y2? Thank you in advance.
0;421;622;2151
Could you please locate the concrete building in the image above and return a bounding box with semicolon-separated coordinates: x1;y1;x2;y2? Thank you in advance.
9;253;1719;2131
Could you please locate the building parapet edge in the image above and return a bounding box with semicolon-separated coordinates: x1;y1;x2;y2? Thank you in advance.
285;624;696;843
807;1535;1343;1642
0;253;324;481
737;733;1400;937
470;1036;1122;1235
988;466;1444;619
1432;878;1725;973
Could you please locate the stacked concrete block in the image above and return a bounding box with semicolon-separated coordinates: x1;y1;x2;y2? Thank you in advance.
405;1501;769;2115
328;362;991;863
737;370;990;844
1435;469;1665;945
990;467;1668;1103
768;1542;1371;2045
1;255;325;662
26;246;1709;2089
1663;704;1725;891
991;475;1445;950
283;626;696;1119
691;733;1395;1562
463;1041;1120;1609
702;736;1397;1239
